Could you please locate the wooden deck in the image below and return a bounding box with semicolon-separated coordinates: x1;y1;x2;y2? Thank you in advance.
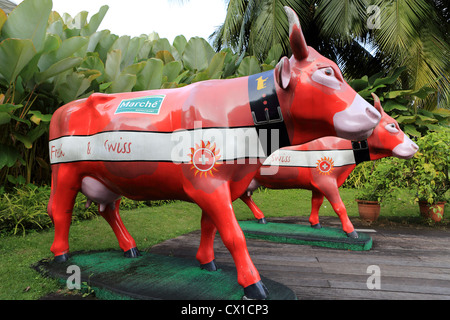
149;216;450;300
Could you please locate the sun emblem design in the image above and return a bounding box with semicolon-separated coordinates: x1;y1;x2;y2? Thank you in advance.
316;156;334;175
188;141;221;177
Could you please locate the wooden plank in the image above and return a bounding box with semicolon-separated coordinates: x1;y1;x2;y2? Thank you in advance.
319;263;450;280
329;279;450;295
315;253;450;268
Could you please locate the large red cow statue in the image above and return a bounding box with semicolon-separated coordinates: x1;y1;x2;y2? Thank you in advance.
47;7;381;299
241;94;418;238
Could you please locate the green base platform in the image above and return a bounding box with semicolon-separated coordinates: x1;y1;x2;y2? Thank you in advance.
239;221;372;251
34;250;297;300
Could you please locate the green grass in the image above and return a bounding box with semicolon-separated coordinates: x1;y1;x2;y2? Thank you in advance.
0;188;447;300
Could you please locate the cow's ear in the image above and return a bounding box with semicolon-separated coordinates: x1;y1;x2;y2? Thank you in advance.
275;56;291;90
284;6;309;61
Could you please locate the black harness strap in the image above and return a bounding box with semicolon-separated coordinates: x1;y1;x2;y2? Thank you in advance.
248;70;291;156
352;140;371;165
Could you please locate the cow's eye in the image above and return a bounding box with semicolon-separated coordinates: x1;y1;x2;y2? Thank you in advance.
311;68;341;90
385;123;399;134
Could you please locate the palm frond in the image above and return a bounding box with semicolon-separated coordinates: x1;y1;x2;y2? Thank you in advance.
372;0;450;109
373;0;430;56
315;0;367;41
212;0;248;52
405;27;450;109
248;0;286;60
212;0;311;58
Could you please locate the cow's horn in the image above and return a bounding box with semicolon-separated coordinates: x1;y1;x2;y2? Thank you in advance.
284;6;309;60
371;93;383;114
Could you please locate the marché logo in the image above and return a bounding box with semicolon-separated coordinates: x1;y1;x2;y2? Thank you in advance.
115;95;165;115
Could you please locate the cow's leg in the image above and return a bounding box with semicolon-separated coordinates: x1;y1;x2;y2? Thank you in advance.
312;179;358;238
240;192;267;224
47;165;81;262
309;190;324;229
324;192;358;238
189;183;268;299
98;199;140;258
196;211;218;271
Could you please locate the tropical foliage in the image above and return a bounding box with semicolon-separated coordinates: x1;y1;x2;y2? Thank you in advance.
348;66;450;138
370;0;449;110
349;127;450;205
0;183;163;235
0;184;96;235
410;130;450;204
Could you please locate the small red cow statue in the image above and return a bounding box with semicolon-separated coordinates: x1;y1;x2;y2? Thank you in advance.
47;7;381;299
241;94;418;238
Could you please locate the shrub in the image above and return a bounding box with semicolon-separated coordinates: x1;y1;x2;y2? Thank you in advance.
347;128;450;210
0;184;172;235
353;157;414;202
410;129;450;204
0;185;52;235
0;185;99;236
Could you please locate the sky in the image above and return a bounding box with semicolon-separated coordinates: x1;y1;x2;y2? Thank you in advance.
13;0;227;43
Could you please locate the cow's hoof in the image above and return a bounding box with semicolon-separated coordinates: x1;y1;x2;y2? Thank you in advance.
200;259;218;271
243;281;269;300
311;223;322;229
124;247;141;258
258;218;267;224
347;231;359;239
54;253;69;263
